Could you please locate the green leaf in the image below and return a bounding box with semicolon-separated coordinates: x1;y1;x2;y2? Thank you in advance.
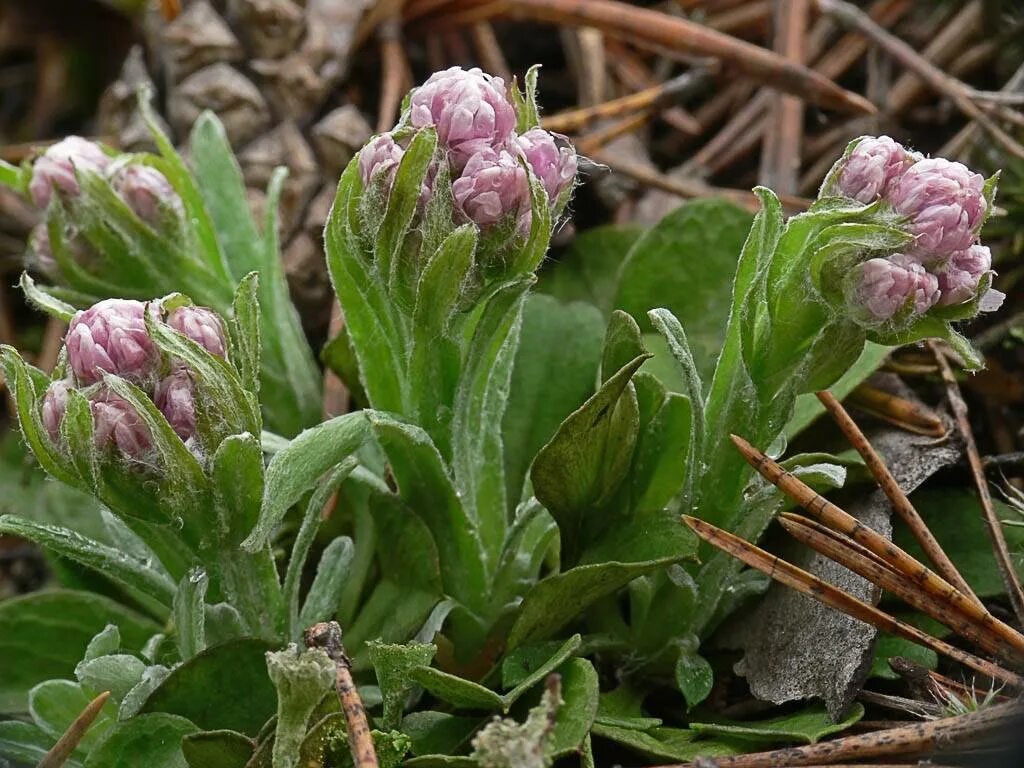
173;568;208;659
368;412;486;606
499;634;581;704
689;703;865;745
19;272;76;322
786;341;889;438
84;713;198;768
614;199;754;383
546;659;599;758
229;272;262;396
30;679;113;752
181;730;254;768
326;159;408;413
870;631;938;680
0;515;176;610
376;128;438;289
299;537;355;629
530;354;648;564
0;720;66;767
675;649;713;710
284;461;355;639
189;112;319;436
450;278;532;565
896;489;1024;598
503;294;604;511
244;412;368;551
266;646;335;768
590;723;745;762
0;590;159;713
628;393;693;514
648;308;703;504
512;65;542;132
409;225;476;444
410;667;505;711
84;625;121;661
368;641;438;731
538;225;644;314
140;639;277;735
346;494;443;658
401;712;483;757
508;558;678;649
0;157;25;190
75;653;145;704
601;311;646;382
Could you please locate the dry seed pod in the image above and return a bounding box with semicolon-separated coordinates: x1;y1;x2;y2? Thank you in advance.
169;63;271;147
251;51;329;124
283;231;332;333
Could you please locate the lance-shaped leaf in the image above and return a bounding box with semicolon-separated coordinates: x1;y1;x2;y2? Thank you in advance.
243;411;367;551
0;347;81;488
229;272;261;396
19;272;76;322
0;516;176;610
298;537;355;629
284;459;356;639
326;159;408;413
173;568;208;660
451;278;533;565
409;225;476;447
530;354;649;565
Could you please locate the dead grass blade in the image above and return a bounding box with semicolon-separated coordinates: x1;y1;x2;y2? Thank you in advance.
37;690;110;768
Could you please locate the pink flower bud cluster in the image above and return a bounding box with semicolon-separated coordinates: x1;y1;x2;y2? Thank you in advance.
44;300;227;459
360;67;578;237
29;136;181;225
827;137;1001;322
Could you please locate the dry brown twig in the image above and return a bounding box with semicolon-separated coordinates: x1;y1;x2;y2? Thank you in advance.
845;383;945;437
929;341;1024;628
777;513;1014;661
729;433;1024;660
542;72;702;134
759;0;809;195
815;390;974;600
656;700;1020;767
683;515;1023;688
816;0;1024;160
37;690;110;768
305;621;379;768
418;0;876;115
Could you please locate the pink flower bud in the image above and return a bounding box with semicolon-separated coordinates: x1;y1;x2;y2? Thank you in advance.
110;163;181;224
515;129;578;205
833;135;912;203
155;368;197;441
90;389;152;459
359;133;405;192
409;67;517;168
935;244;993;307
166;306;226;358
854;255;940;320
452;148;532;236
42;379;72;442
889;158;986;260
29;137;110;209
66;299;159;385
